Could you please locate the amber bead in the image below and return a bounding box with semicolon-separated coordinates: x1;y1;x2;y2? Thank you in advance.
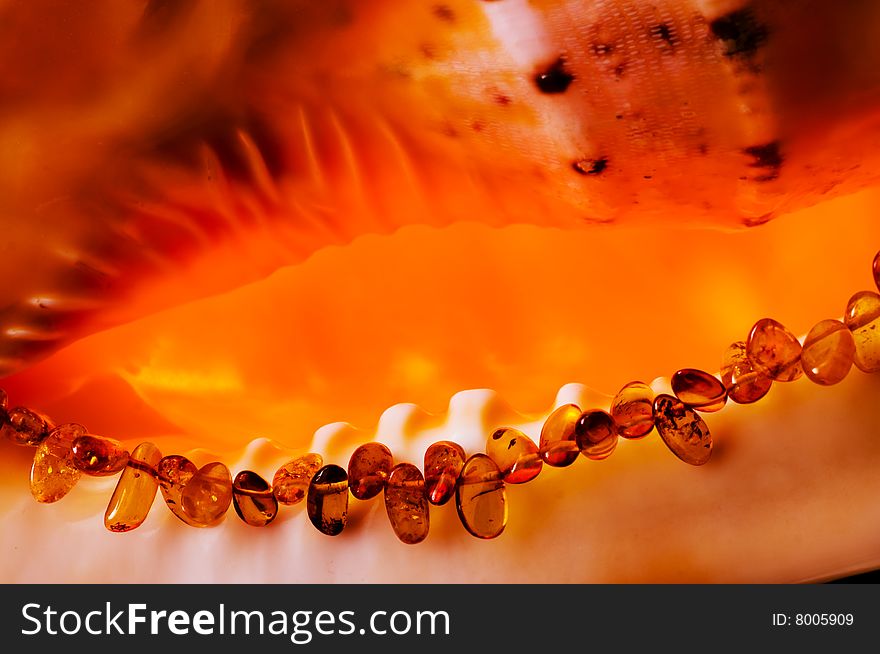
539;404;581;467
233;470;278;527
721;341;772;404
423;441;466;505
486;427;542;484
180;462;233;527
347;442;393;500
610;381;655;438
2;406;52;446
30;423;85;504
652;395;712;466
0;387;7;410
746;318;804;382
157;455;200;526
575;409;618;460
70;435;129;476
873;250;880;293
801;319;855;385
671;368;727;412
307;464;349;536
844;291;880;373
384;463;430;545
104;442;162;532
455;454;507;539
273;453;323;505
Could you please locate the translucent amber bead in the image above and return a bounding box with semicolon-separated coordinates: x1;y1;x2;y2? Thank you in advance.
181;462;233;527
384;463;430;544
844;291;880;373
273;453;323;505
347;442;393;500
423;441;466;505
104;442;162;532
0;387;7;409
486;427;542;484
652;395;712;466
71;435;129;476
873;250;880;293
801;319;855;385
30;423;85;503
671;368;727;412
2;406;52;446
575;410;618;460
307;464;349;536
233;470;278;527
539;404;581;467
746;318;804;382
610;381;654;438
455;454;507;539
157;455;199;526
721;341;772;404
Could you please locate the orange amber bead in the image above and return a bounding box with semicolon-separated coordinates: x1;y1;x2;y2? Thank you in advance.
384;463;430;545
652;395;712;466
181;462;233;527
575;409;618;460
347;442;393;500
844;291;880;373
671;368;727;412
30;423;85;503
2;406;52;446
71;435;129;476
273;453;323;505
746;318;804;382
539;404;581;467
486;427;542;484
610;381;655;438
873;250;880;293
233;470;278;527
104;442;162;532
801;319;855;385
157;455;200;526
721;341;772;404
423;441;466;505
307;464;349;536
455;454;506;539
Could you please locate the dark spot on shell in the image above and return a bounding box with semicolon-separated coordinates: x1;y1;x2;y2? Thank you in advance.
743;141;782;181
492;429;504;440
534;56;574;94
507;439;517;449
494;93;512;106
614;63;626;79
471;121;484;132
643;175;653;180
650;22;677;51
710;8;769;60
432;5;455;23
742;212;774;227
698;143;709;155
615;114;624;120
573;157;609;176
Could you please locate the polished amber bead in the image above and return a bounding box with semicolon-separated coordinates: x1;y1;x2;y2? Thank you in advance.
539;404;581;467
610;381;654;438
157;455;200;526
746;318;804;382
104;442;162;532
575;409;618;460
844;291;880;373
0;387;7;410
71;435;129;476
721;341;772;404
423;441;466;505
652;395;712;466
30;423;85;503
455;454;507;539
180;462;233;527
2;406;52;446
801;319;855;385
384;463;430;544
486;427;542;484
347;442;393;500
233;470;278;527
874;250;880;293
671;368;727;412
273;453;323;505
307;464;349;536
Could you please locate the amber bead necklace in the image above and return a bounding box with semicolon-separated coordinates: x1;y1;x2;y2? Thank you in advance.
3;250;880;543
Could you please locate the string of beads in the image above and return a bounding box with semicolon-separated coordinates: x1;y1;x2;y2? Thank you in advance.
3;251;880;543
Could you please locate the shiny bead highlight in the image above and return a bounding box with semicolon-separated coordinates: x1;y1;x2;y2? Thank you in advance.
539;404;581;467
486;427;542;484
575;409;618;460
104;442;162;532
671;368;727;412
71;435;129;476
30;423;85;503
307;464;349;536
801;319;855;385
423;441;466;505
233;470;278;527
610;381;655;438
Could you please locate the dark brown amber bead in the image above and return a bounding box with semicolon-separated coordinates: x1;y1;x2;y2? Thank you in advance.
652;395;712;466
233;470;278;527
423;441;466;505
455;454;506;539
157;455;200;526
181;462;233;527
30;423;85;503
104;442;162;532
347;442;393;500
844;291;880;373
610;381;655;438
671;368;727;412
873;250;880;293
486;427;542;483
2;406;52;446
575;409;618;460
539;404;581;467
801;319;855;385
746;318;804;382
384;463;430;544
71;435;129;476
273;453;323;505
307;464;349;536
721;341;771;404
